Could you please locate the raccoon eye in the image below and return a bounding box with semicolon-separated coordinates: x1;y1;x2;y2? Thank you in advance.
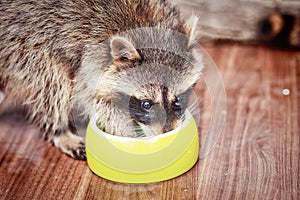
141;100;153;110
173;96;183;108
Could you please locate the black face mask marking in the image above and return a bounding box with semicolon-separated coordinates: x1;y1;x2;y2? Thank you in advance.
114;86;193;133
129;96;153;125
172;87;193;119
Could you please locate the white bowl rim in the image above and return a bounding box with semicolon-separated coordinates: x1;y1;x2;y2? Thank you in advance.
89;110;192;142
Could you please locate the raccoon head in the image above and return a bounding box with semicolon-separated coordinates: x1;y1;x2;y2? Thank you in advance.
127;84;194;136
98;17;203;136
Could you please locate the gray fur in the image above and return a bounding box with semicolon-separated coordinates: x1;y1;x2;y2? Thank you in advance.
0;0;203;159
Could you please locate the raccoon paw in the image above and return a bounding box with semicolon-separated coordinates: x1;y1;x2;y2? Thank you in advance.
53;130;86;160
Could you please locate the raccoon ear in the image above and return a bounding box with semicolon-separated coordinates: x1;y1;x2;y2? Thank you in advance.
110;36;141;63
185;16;200;46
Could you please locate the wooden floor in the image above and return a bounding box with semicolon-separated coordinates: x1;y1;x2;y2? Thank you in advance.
0;44;299;199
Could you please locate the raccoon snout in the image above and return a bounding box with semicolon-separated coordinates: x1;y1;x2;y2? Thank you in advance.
137;105;180;135
150;104;167;124
162;119;181;133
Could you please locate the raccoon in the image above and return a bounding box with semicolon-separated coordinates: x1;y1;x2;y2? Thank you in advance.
0;0;203;159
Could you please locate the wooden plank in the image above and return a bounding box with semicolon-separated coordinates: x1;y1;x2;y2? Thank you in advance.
0;44;299;199
197;45;299;199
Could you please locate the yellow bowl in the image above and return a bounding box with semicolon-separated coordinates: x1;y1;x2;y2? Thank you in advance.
85;111;199;183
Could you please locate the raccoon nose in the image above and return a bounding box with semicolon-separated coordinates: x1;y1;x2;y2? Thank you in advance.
152;105;167;125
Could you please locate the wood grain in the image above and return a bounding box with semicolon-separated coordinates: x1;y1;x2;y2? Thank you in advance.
0;44;299;199
173;0;300;43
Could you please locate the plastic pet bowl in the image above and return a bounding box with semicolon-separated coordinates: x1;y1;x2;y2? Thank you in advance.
85;111;199;184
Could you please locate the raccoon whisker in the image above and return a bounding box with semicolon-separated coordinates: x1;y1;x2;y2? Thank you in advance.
187;100;199;113
187;101;197;110
132;121;146;137
186;100;202;122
